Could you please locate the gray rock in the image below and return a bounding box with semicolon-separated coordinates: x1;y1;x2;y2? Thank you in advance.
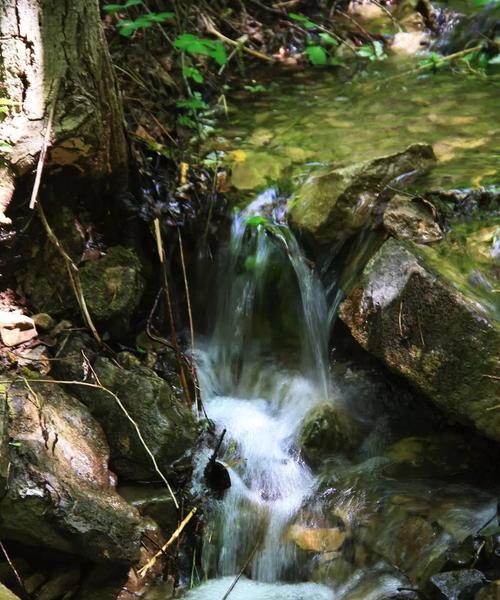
383;194;443;244
289;144;436;244
339;238;500;442
56;334;198;480
426;570;486;600
0;379;142;563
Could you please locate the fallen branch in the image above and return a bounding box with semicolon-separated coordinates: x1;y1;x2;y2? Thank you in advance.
222;538;261;600
202;15;274;62
138;507;197;578
29;78;60;210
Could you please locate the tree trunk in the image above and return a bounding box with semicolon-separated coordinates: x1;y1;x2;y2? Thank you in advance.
0;0;127;222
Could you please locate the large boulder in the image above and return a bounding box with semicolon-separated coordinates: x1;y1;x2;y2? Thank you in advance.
339;238;500;441
289;144;436;244
56;334;198;480
0;379;142;563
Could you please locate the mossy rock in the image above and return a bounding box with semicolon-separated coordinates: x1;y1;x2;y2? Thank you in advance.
299;402;360;466
289;144;436;244
79;245;145;323
0;583;21;600
339;238;500;442
57;334;198;480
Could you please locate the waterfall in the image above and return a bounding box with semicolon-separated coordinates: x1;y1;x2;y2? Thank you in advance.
194;189;332;584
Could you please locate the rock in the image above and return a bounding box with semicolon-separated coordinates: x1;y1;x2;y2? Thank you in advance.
289;144;436;244
0;583;21;600
390;31;430;56
79;245;145;324
31;313;56;331
118;485;178;532
286;524;346;552
383;194;443;244
0;311;37;347
56;334;198;480
35;568;81;600
426;570;486;600
475;581;500;600
0;379;142;563
299;402;360;465
434;3;500;55
339;238;500;442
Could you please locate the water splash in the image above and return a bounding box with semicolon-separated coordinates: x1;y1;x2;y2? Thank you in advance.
195;188;331;582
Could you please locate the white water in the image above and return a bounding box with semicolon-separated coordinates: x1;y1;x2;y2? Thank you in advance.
193;189;332;587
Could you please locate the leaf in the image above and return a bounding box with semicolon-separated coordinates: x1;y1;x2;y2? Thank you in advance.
305;45;328;65
103;0;142;12
246;215;269;227
211;41;228;66
488;54;500;64
0;140;13;153
176;92;208;111
357;45;374;58
147;11;175;22
178;114;197;128
319;32;338;46
183;66;204;83
174;35;228;65
373;40;386;59
329;55;346;66
288;12;316;29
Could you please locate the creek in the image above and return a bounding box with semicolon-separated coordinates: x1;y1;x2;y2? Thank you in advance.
184;62;499;599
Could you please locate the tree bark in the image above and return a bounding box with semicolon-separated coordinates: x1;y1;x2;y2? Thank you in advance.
0;0;127;222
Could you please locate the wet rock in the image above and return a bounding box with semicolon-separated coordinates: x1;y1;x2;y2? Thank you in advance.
475;581;500;600
35;567;81;600
79;245;145;325
0;583;21;600
426;569;486;600
57;334;197;480
286;524;346;552
434;3;500;55
383;194;443;244
289;144;436;244
299;402;361;465
339;238;500;442
0;379;142;563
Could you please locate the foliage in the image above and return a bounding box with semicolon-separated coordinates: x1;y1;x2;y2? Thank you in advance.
288;13;342;67
174;34;227;66
357;41;387;62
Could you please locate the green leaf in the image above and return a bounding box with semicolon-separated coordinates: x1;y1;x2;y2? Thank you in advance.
103;0;142;12
0;140;13;153
373;40;386;59
176;92;208;111
357;45;374;58
246;215;269;228
329;55;346;66
174;35;228;65
211;41;228;66
183;66;204;83
146;11;175;22
178;114;197;128
319;32;338;45
305;45;328;65
488;54;500;64
288;12;316;29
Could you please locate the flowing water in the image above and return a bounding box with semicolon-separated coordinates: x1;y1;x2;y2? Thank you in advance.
185;60;499;599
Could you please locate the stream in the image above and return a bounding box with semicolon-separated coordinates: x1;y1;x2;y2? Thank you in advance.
185;64;499;599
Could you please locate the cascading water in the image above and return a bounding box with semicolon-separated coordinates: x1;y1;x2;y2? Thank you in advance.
190;189;335;595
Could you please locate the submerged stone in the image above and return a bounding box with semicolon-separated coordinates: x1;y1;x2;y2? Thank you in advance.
289;144;436;244
426;569;486;600
339;238;500;442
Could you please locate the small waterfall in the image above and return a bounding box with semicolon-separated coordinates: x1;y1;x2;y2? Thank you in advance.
195;189;331;583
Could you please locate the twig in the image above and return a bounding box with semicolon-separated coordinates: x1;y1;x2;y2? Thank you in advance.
177;227;199;416
153;219;193;408
2;377;179;508
202;15;274;62
0;540;24;592
29;78;60;210
138;507;197;578
370;0;402;32
36;202;101;344
222;539;261;600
